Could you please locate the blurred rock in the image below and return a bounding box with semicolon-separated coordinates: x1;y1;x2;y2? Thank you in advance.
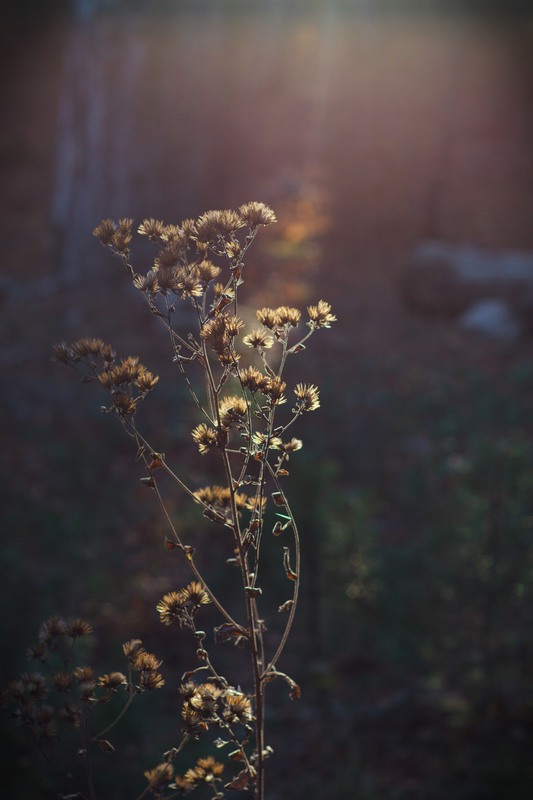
459;299;523;340
400;241;533;338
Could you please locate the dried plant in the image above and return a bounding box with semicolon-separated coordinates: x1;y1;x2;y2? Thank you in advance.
4;202;336;800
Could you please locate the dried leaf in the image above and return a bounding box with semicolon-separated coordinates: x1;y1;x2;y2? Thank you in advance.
289;683;301;701
225;769;251;791
283;547;298;581
214;623;248;644
165;539;179;550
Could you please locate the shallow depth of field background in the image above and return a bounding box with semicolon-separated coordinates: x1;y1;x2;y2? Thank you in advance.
2;1;533;798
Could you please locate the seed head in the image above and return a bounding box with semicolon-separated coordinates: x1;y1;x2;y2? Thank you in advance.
307;299;337;328
238;201;277;227
191;423;219;455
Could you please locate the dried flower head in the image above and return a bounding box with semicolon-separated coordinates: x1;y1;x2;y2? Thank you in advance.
275;306;301;327
263;376;287;405
144;762;175;789
156;591;186;626
38;616;67;646
111;218;133;255
122;639;144;661
256;307;282;330
137;218;166;240
194;485;247;510
219;395;248;428
307;299;337;328
191;423;219;455
93;218;117;246
239;366;268;394
196;259;221;283
192;755;225;781
65;618;93;638
283;437;303;452
52;671;73;692
294;383;320;412
242;329;275;350
194;209;244;244
180;581;211;609
239;201;277;227
98;672;126;691
222;690;253;725
20;673;48;700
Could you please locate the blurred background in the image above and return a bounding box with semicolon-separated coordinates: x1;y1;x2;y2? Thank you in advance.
2;0;533;797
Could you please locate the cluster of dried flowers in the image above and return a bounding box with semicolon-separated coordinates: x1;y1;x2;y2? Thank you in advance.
8;202;335;800
2;614;165;795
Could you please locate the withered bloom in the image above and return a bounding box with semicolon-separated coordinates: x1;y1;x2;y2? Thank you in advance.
185;682;221;722
196;259;221;283
98;672;126;691
122;639;144;661
20;673;48;700
294;383;320;412
239;201;277;228
256;307;281;330
180;581;211;609
252;432;283;450
93;218;117;246
52;671;73;692
131;650;165;691
111;218;133;255
144;762;174;789
51;342;71;364
275;306;301;327
111;391;137;417
135;367;159;394
283;437;303;452
137;218;166;240
307;299;337;328
65;618;93;638
222;690;253;725
132;651;162;673
263;376;287;405
239;366;268;394
219;395;248;428
156;591;186;626
192;755;225;781
200;315;242;364
191;423;219;454
38;616;67;646
194;209;244;244
242;329;274;350
194;485;247;510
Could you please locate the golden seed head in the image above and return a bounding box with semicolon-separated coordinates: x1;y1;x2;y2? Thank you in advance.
307;299;337;328
156;591;186;626
93;218;117;245
275;306;301;327
239;366;268;394
238;201;277;227
294;383;320;412
65;618;93;638
98;672;126;690
256;307;282;330
191;423;219;454
137;218;166;240
144;762;174;788
242;329;275;349
122;639;144;660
